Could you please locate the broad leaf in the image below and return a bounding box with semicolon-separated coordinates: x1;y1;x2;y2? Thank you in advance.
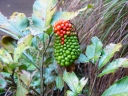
32;0;57;28
76;77;88;93
102;76;128;96
98;43;122;69
1;36;16;53
10;12;29;32
16;70;31;96
98;58;128;77
44;63;58;84
78;53;89;63
51;4;93;24
0;76;6;92
86;37;103;64
0;48;13;64
29;25;48;36
19;70;31;86
0;12;23;39
55;75;64;91
63;70;79;93
14;34;33;62
66;90;76;96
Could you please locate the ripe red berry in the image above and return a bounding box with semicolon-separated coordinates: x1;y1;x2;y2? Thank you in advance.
60;34;64;37
65;23;69;27
54;28;57;32
57;25;61;30
69;24;72;27
61;37;64;41
57;31;60;35
61;41;64;45
61;24;64;27
63;31;66;34
63;26;66;30
66;28;70;31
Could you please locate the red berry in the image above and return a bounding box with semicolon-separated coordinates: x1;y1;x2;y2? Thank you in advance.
57;31;60;35
66;28;70;31
61;24;64;27
69;24;72;27
60;30;63;33
54;28;57;32
61;38;64;41
57;25;61;30
63;26;66;30
60;34;64;37
63;31;66;34
65;23;69;27
61;41;64;45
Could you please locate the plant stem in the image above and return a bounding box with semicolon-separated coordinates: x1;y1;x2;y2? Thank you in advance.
40;34;53;96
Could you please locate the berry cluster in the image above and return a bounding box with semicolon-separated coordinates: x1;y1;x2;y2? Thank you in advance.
53;20;73;45
53;20;81;66
54;35;81;66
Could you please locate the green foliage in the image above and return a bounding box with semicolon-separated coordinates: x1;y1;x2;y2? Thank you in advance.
51;4;92;25
55;75;64;91
1;36;16;53
1;0;122;95
0;76;6;92
102;76;128;96
16;70;31;96
63;70;88;95
32;0;57;28
98;43;122;69
0;48;13;64
78;53;89;63
98;58;128;77
86;37;103;64
0;12;29;39
44;62;58;84
14;34;33;62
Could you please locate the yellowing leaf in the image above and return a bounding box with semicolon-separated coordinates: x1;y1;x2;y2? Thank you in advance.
14;34;33;62
32;0;57;28
98;43;122;69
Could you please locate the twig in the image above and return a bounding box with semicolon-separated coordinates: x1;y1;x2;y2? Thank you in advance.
30;86;40;96
4;87;11;96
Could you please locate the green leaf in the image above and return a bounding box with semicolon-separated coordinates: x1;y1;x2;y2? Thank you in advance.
32;0;57;28
51;4;92;24
102;76;128;96
0;77;6;92
44;63;58;84
16;71;31;96
1;36;16;53
98;58;128;77
29;25;48;36
45;25;53;35
0;48;13;64
76;77;88;94
55;75;64;91
66;90;76;96
78;54;89;63
0;12;28;39
98;43;122;69
63;70;79;93
10;12;29;32
14;34;33;62
86;37;103;64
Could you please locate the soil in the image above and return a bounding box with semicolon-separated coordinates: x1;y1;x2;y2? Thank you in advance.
0;0;35;40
